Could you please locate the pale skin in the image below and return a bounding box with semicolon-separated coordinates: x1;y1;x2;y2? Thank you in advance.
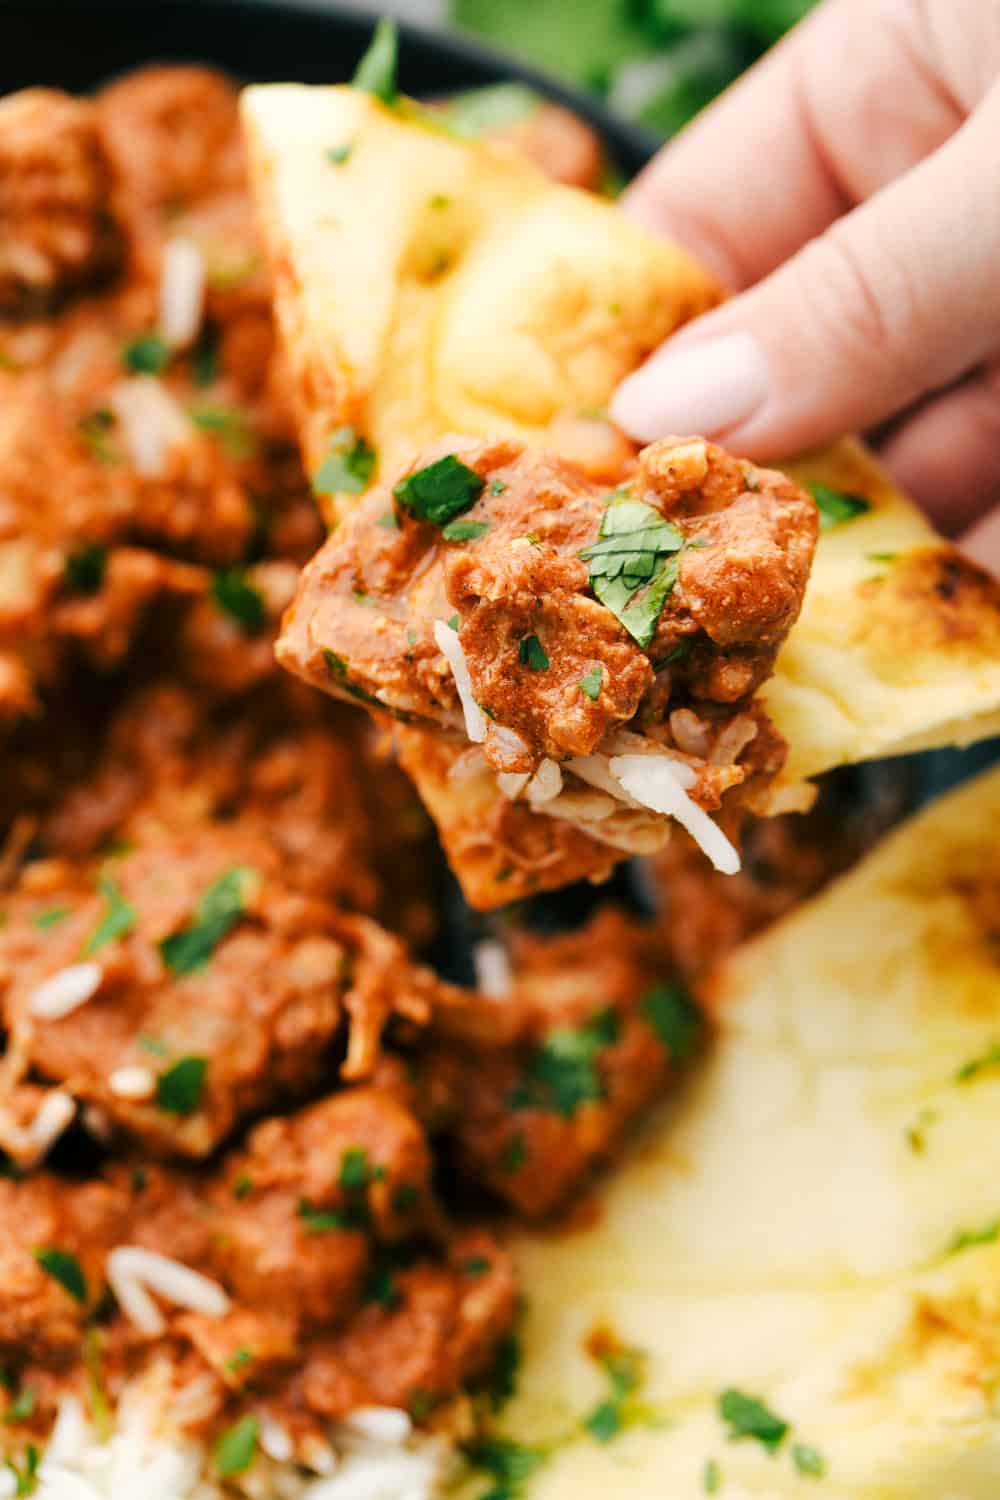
610;0;1000;573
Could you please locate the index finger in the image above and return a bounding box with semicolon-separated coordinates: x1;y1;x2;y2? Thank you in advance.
623;0;964;291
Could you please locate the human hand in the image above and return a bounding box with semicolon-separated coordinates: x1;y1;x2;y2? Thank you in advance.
610;0;1000;572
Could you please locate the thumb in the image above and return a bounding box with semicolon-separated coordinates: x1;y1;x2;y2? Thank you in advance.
611;82;1000;461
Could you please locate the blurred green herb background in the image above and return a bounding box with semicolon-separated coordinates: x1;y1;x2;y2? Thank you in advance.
450;0;819;135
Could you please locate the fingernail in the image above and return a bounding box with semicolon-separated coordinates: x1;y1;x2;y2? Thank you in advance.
611;331;770;444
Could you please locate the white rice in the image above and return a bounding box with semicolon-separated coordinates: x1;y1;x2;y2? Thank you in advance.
106;1249;231;1337
472;939;513;999
524;758;562;806
159;238;206;350
609;753;741;874
108;1066;156;1101
0;1089;76;1168
29;962;102;1020
28;1390;444;1500
433;620;486;744
108;378;192;477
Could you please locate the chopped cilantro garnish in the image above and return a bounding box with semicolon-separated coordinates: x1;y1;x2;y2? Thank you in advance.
905;1106;937;1154
793;1443;826;1478
517;634;549;671
867;551;898;563
580;492;684;648
510;1009;619;1118
190;405;254;459
33;1247;87;1304
192;327;218;387
214;1413;258;1477
322;648;381;706
440;82;540;137
392;1182;420;1214
298;1199;347;1233
160;867;257;976
447;613;459;631
155;1056;207;1116
394;453;485;527
33;905;68;930
955;1043;1000;1083
78;408;120;465
583;1399;622;1443
642;982;702;1061
442;518;490;542
225;1347;253;1374
376;509;400;530
82;872;136;957
462;1435;544;1496
233;1173;253;1200
212;568;265;634
4;1443;39;1496
718;1389;788;1453
703;1458;722;1493
490;478;507;495
945;1218;1000;1257
408;1389;441;1422
352;16;398;103
579;665;603;701
810;484;870;530
122;332;170;375
582;1339;652;1445
313;425;376;496
461;1254;491;1275
364;1263;401;1307
501;1131;528;1172
3;1389;35;1425
339;1146;370;1190
64;542;107;595
326;142;354;165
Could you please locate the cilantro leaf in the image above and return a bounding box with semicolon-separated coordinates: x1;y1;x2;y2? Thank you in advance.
4;1443;39;1496
160;867;257;976
322;649;382;706
297;1198;348;1234
364;1263;401;1307
810;484;870;530
394;453;485;526
326;142;354;165
122;332;170;375
642;982;702;1061
517;634;549;671
579;665;603;701
718;1388;788;1453
339;1147;370;1190
441;518;490;542
955;1043;1000;1084
33;1248;86;1304
462;1435;545;1495
64;542;107;595
511;1008;619;1118
501;1130;528;1173
3;1389;34;1425
313;426;376;495
212;568;265;634
583;1399;621;1443
945;1218;1000;1257
580;493;684;647
440;82;540;137
155;1056;207;1116
703;1458;722;1493
190;405;254;460
33;906;68;930
214;1414;258;1477
78;409;120;465
792;1443;826;1478
352;16;399;103
82;873;136;957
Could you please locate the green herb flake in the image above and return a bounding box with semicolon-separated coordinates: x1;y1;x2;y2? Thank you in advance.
392;1182;420;1214
5;1443;39;1496
192;328;219;387
793;1443;826;1478
408;1389;441;1422
462;1434;544;1495
297;1198;348;1234
64;542;107;595
352;16;399;103
703;1458;722;1493
313;426;376;496
501;1130;528;1173
364;1263;401;1307
233;1174;253;1200
225;1347;254;1374
33;1247;87;1305
33;906;68;930
810;484;870;531
394;454;485;527
447;613;459;631
642;982;702;1061
190;405;254;460
212;568;265;634
138;1034;168;1058
583;1399;621;1443
160;867;257;976
376;509;400;530
517;634;549;672
490;478;507;495
326;142;354;165
78;408;121;465
461;1254;491;1276
945;1219;1000;1257
322;648;381;706
718;1388;788;1454
867;551;898;563
510;1008;619;1118
82;872;136;957
339;1147;370;1190
214;1413;259;1477
440;82;540;138
579;665;603;701
441;518;490;542
155;1056;207;1116
956;1043;1000;1084
580;492;685;648
122;332;170;375
3;1389;35;1425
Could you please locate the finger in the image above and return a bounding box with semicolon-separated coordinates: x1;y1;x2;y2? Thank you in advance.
877;361;1000;535
623;0;972;291
612;80;1000;460
959;507;1000;579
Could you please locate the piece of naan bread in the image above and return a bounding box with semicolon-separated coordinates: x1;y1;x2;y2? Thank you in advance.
242;84;1000;903
499;762;1000;1498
